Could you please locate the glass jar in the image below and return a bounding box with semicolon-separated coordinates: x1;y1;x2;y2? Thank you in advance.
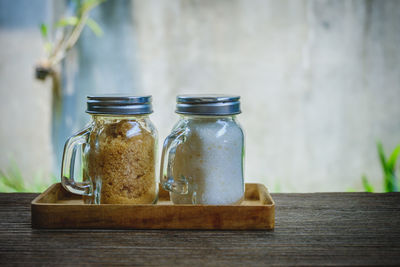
160;95;244;205
61;95;158;204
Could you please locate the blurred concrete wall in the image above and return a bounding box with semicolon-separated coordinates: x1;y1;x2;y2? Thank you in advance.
1;0;399;192
0;0;53;184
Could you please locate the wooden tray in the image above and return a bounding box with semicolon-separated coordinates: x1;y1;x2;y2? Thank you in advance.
31;183;275;230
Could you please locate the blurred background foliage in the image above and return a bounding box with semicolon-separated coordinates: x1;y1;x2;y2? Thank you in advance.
362;143;400;193
36;0;105;114
1;0;400;193
0;161;57;192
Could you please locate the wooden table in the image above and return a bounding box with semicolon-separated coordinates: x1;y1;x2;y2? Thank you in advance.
1;192;399;266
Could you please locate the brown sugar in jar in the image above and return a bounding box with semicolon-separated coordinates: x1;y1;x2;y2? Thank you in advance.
86;118;157;204
60;95;158;204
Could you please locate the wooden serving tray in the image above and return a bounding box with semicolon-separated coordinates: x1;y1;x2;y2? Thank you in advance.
31;183;274;230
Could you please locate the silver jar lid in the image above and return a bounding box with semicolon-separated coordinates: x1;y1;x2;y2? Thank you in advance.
176;94;241;115
86;95;153;115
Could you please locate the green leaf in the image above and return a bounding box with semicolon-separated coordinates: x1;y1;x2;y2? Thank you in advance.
0;167;25;192
377;142;388;174
56;16;79;28
80;0;105;14
44;42;53;54
362;175;374;192
384;172;398;192
40;23;48;39
0;178;16;193
387;144;400;172
86;18;103;36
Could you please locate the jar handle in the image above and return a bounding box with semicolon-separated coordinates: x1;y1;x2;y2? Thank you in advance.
160;128;189;194
61;126;92;196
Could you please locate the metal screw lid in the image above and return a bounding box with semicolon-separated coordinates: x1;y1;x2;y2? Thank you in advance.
176;94;241;115
86;95;153;115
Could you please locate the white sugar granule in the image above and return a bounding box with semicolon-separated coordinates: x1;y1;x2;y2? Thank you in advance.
171;118;244;205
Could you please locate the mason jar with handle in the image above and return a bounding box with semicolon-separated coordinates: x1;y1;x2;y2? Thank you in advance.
61;95;158;204
160;95;245;205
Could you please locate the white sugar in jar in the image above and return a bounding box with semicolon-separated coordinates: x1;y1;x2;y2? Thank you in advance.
160;95;244;205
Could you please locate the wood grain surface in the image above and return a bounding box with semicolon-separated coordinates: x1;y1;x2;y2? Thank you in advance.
1;192;400;266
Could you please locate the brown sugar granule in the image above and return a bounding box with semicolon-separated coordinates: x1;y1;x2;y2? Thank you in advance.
87;120;157;204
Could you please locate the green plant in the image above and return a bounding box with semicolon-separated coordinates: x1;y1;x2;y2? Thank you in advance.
35;0;105;113
0;162;57;193
362;142;400;192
